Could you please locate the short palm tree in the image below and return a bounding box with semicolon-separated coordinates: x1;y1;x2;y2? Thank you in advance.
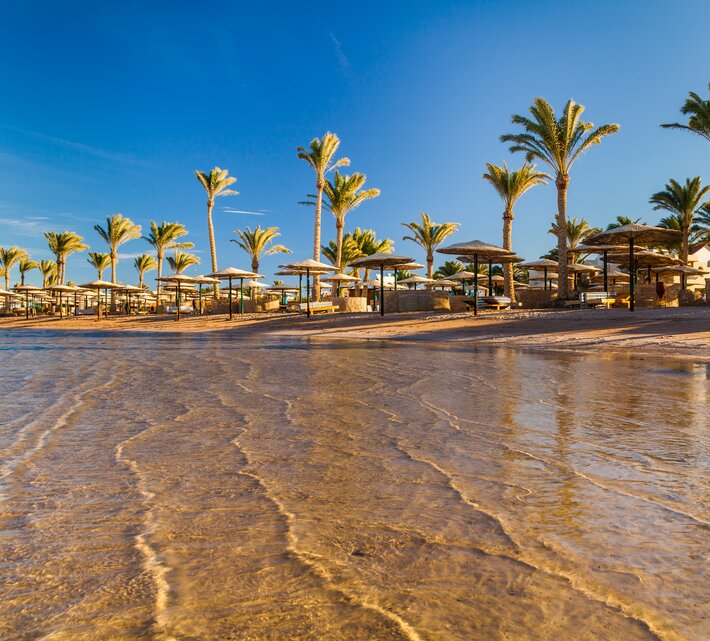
134;254;158;287
44;231;87;284
402;212;459;279
0;246;28;293
230;226;291;273
194;167;238;281
87;252;111;279
322;236;364;274
501;98;619;297
94;214;142;284
548;217;600;261
692;203;710;244
321;172;380;270
483;161;549;298
606;215;645;230
434;260;464;278
18;257;39;286
39;259;57;288
650;177;710;262
144;221;190;303
167;251;200;274
297;132;350;296
661;83;710;142
350;228;394;280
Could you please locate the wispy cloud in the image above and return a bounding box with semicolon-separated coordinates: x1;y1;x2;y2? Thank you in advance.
0;217;46;236
329;32;351;76
221;207;269;216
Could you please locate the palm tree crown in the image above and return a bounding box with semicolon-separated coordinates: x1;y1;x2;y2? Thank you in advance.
606;215;645;230
230;225;291;273
134;254;158;288
649;177;710;261
144;220;190;302
322;236;364;274
501;97;619;297
548;217;600;262
87;252;111;280
0;246;28;291
94;214;142;284
661;83;710;142
434;260;464;278
402;212;459;279
44;231;87;284
18;257;39;286
693;203;710;245
38;259;57;288
167;251;200;274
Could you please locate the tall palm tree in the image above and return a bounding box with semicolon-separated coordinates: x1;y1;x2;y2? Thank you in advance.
650;177;710;262
297;132;350;296
548;217;600;262
44;231;87;284
167;251;200;274
0;246;28;294
434;260;464;278
692;203;710;244
321;172;380;270
402;212;459;279
350;228;394;280
661;83;710;142
18;257;39;286
501;98;619;297
322;236;364;274
483;161;549;298
39;259;57;288
94;214;142;285
134;254;158;288
194;167;238;284
606;215;645;230
87;252;111;279
230;226;291;273
144;221;190;303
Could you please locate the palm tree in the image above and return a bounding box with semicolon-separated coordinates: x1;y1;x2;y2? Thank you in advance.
548;217;600;262
692;203;710;244
402;212;459;279
94;214;142;285
38;260;57;288
194;167;238;284
18;257;39;286
87;252;111;279
501;98;619;297
230;226;291;273
606;215;645;230
321;172;380;270
134;254;158;287
167;251;200;274
144;221;190;304
44;231;87;284
483;161;549;298
0;246;28;294
661;83;710;142
350;228;394;280
434;260;464;278
322;236;364;274
297;132;350;297
650;177;710;262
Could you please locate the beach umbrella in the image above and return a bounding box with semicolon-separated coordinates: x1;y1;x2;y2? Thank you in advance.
321;272;360;296
440;241;514;315
651;264;706;289
583;224;682;311
398;275;434;290
45;284;76;319
157;274;198;321
114;284;144;316
571;244;633;292
190;275;220;315
518;259;559;292
208;267;256;319
349;253;413;316
605;250;682;289
445;270;478;294
280;259;335;317
427;278;458;290
13;285;43;320
453;250;521;297
78;280;122;320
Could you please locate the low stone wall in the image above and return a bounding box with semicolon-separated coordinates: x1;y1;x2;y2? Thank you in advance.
332;296;368;312
516;289;557;309
383;290;450;312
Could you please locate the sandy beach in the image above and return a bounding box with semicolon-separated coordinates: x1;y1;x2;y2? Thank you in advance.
2;307;708;360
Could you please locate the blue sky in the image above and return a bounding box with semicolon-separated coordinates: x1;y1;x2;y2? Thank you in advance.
0;0;707;286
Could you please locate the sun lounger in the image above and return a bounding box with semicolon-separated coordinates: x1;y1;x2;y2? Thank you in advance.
75;307;98;316
480;296;511;310
580;292;616;309
297;302;338;314
166;305;195;314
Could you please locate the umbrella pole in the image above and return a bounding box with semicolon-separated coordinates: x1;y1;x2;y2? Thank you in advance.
299;275;302;303
488;259;493;296
199;285;203;315
74;292;77;317
177;283;181;321
380;264;384;316
655;272;659;284
629;238;635;312
59;292;63;319
544;267;548;291
240;278;244;315
603;250;608;292
647;265;651;283
25;292;29;320
306;269;311;318
98;289;102;321
474;255;479;316
228;276;233;320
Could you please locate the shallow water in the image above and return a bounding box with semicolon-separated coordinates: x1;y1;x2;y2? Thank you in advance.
0;331;708;641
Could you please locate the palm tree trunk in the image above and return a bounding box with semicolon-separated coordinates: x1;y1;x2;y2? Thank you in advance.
110;255;117;312
335;219;344;271
502;209;514;301
681;224;689;264
156;251;163;308
252;257;259;273
206;198;219;299
313;182;324;300
556;175;569;298
426;251;434;279
4;274;9;309
59;258;65;284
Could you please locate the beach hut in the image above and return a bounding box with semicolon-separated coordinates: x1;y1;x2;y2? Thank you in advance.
349;253;413;316
582;224;681;311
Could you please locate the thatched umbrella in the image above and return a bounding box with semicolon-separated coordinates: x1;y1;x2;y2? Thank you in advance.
571;244;632;292
583;224;682;311
439;241;513;315
208;267;256;319
280;259;334;318
45;284;77;319
651;264;706;289
398;275;434;290
445;270;478;295
79;280;122;321
13;285;43;320
157;274;198;321
518;259;559;293
427;278;458;290
349;253;413;316
192;275;220;315
605;251;681;291
321;272;360;296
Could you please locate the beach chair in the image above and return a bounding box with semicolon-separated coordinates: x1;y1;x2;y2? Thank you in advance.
580;292;616;309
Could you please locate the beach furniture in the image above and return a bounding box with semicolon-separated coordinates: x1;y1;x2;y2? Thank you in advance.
297;302;338;314
580;291;616;309
480;296;511;310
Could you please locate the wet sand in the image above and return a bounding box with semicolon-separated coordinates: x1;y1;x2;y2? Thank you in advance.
0;329;708;640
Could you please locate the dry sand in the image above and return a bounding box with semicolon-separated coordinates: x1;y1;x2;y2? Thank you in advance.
1;306;708;360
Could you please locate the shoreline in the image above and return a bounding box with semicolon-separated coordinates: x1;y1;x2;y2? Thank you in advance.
1;307;708;361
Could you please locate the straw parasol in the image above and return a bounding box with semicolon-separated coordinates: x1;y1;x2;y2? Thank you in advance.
321;272;360;296
444;270;478;294
280;259;335;317
583;224;682;311
606;250;682;289
191;275;220;315
651;264;706;289
13;285;43;320
395;262;425;271
428;278;458;290
45;284;77;319
79;280;122;320
349;253;413;316
158;274;198;321
208;267;256;319
439;241;513;314
518;259;559;292
398;275;433;290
